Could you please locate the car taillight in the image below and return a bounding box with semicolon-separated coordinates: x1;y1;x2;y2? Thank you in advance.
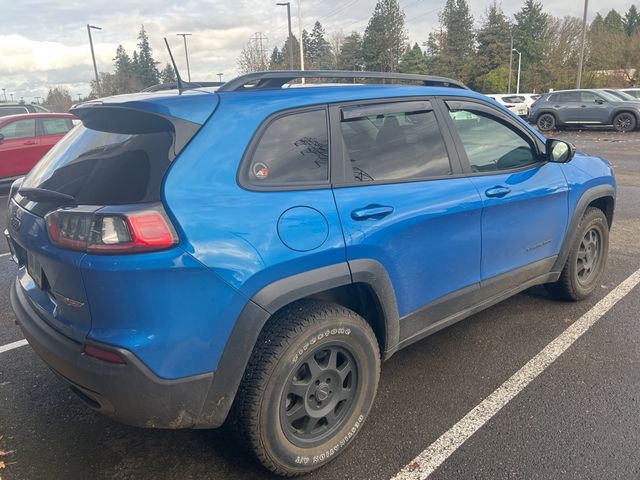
45;203;177;254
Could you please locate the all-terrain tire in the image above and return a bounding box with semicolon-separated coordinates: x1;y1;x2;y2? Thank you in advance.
230;300;380;476
545;207;609;301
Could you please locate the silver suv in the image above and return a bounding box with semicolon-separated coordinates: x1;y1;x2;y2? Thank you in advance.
529;89;640;132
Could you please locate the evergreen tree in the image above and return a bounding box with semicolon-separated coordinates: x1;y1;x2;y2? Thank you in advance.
308;21;334;69
476;3;511;73
269;46;284;69
135;25;160;87
513;0;548;66
398;43;428;74
160;63;176;83
362;0;407;72
590;13;606;33
623;5;640;36
113;45;132;75
337;32;364;71
45;86;73;112
603;9;624;33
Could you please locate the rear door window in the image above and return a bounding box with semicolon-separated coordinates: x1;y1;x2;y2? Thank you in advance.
245;109;329;187
340;101;451;182
0;119;36;139
41;118;73;135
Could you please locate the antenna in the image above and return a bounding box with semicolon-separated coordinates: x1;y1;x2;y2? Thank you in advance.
164;37;184;91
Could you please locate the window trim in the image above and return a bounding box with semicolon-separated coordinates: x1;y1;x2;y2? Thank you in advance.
437;96;547;176
237;105;331;192
329;96;463;187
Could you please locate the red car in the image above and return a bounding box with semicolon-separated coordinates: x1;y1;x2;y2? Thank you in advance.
0;113;77;188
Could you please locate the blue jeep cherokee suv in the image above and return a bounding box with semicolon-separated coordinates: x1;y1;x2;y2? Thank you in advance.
6;71;615;475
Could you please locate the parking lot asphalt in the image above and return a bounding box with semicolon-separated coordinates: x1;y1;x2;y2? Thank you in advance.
1;129;639;480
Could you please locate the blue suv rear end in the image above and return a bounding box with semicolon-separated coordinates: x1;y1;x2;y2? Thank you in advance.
6;71;615;475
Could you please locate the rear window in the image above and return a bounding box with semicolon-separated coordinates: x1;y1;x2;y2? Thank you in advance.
501;96;525;103
21;124;174;205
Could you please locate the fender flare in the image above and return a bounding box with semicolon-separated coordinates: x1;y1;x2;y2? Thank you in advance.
197;261;399;427
551;184;615;273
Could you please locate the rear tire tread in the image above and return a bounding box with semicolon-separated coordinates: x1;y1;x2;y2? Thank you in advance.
229;300;379;477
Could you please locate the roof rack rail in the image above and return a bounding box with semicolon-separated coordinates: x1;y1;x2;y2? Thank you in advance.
217;70;469;92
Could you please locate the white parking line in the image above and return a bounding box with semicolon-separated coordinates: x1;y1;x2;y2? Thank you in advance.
0;252;11;258
0;339;28;354
391;267;640;480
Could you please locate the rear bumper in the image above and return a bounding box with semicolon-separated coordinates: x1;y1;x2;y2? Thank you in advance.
10;277;218;429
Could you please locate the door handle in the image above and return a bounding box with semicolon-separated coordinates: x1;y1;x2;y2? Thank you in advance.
351;205;394;220
485;186;511;198
22;141;37;145
581;105;587;108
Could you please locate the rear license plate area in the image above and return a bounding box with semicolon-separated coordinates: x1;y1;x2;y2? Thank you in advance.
27;252;44;289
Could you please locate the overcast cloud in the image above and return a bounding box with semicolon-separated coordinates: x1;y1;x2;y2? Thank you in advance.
0;0;634;101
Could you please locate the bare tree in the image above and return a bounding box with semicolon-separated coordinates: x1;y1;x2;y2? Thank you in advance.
237;33;270;74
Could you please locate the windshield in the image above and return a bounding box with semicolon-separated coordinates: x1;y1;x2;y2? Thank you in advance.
597;90;624;102
606;90;637;101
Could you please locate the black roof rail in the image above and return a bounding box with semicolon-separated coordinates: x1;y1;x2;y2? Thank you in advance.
217;70;469;92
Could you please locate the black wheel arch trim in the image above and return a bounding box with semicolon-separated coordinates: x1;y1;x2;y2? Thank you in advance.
198;260;399;427
551;184;615;273
608;109;640;126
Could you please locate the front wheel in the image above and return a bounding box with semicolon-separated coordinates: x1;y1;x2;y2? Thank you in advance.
545;207;609;301
612;112;637;132
231;300;380;476
536;113;556;132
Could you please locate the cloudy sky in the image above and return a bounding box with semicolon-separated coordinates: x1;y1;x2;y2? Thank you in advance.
0;0;634;102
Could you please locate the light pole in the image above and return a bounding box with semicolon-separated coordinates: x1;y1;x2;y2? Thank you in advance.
2;89;6;102
176;33;192;82
87;24;102;96
276;2;294;70
217;73;224;82
508;34;513;94
576;0;589;88
77;93;82;102
512;48;522;94
10;93;14;102
297;0;305;82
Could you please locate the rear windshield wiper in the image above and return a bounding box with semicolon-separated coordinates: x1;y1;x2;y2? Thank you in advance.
18;187;76;204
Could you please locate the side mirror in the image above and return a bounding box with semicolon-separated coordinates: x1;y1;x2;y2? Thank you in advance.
547;139;576;163
0;133;4;143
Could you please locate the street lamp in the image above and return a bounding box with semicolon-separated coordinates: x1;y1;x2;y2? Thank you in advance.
276;2;294;70
576;0;589;88
176;33;192;82
87;24;102;96
217;73;224;82
10;93;14;102
2;88;6;102
77;93;82;102
512;48;522;94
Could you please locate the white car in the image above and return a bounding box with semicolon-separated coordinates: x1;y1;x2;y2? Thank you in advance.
486;94;529;117
620;88;640;99
519;93;542;108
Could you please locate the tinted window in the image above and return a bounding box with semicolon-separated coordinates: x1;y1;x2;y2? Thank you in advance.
0;119;36;139
502;96;525;103
22;124;174;205
248;109;328;185
0;107;28;117
340;104;450;182
552;92;580;102
42;118;73;135
447;104;537;172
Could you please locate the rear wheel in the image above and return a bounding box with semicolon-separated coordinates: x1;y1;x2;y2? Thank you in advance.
537;113;556;132
231;300;380;476
612;112;637;132
545;207;609;301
